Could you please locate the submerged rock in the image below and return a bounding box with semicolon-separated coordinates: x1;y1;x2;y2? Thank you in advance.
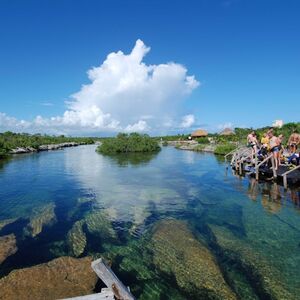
0;234;17;264
0;218;17;231
210;224;295;300
0;256;97;300
67;209;117;257
25;203;56;237
67;220;87;257
85;210;117;241
151;219;237;299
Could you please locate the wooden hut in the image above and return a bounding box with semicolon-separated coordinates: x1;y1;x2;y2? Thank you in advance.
191;129;208;139
219;128;235;136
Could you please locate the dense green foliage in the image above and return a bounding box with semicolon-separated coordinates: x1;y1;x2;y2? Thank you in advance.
196;137;210;144
214;143;237;155
213;122;300;145
0;131;94;156
97;133;161;154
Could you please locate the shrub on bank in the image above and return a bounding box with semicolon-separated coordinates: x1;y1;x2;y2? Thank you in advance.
214;143;236;155
196;137;210;144
97;133;161;154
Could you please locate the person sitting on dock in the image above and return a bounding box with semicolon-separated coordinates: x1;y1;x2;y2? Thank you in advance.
288;130;300;154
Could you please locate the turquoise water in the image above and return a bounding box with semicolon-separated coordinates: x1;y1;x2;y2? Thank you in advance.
0;145;299;299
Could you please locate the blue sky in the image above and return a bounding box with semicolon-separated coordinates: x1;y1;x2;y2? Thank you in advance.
0;0;299;135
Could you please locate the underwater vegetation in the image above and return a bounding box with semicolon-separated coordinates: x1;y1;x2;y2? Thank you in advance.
25;203;57;238
150;219;237;299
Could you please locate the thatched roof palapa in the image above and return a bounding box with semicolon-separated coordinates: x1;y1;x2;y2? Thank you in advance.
219;128;235;136
191;129;208;138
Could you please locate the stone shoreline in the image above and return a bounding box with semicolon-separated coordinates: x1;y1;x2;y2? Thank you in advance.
9;142;89;154
167;140;216;152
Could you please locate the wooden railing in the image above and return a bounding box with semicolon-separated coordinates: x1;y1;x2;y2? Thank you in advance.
254;154;272;180
282;165;300;189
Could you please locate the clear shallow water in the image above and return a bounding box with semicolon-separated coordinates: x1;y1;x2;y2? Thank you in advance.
0;145;299;299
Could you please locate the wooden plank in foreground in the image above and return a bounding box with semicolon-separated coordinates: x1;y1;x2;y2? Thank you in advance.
61;288;114;300
91;258;136;300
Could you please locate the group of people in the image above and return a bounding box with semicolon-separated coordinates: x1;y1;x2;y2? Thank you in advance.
247;129;300;170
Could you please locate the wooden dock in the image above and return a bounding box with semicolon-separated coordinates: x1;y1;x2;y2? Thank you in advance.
225;146;300;188
63;258;135;300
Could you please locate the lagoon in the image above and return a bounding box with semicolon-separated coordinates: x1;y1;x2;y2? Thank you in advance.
0;145;299;299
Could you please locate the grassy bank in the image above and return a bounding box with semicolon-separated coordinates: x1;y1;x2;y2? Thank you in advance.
214;143;236;155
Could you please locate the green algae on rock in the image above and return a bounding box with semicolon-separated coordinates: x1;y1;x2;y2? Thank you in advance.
67;220;87;257
0;234;17;264
85;210;117;242
0;218;17;231
210;224;295;300
0;256;97;300
150;219;237;300
25;203;57;237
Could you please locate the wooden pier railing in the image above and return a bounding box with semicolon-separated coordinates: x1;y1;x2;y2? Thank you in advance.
224;146;300;187
282;164;300;189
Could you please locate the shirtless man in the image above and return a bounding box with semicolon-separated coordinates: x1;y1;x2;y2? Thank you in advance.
247;131;258;160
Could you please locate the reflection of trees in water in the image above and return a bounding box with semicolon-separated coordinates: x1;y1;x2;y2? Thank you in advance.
104;152;158;167
0;157;11;170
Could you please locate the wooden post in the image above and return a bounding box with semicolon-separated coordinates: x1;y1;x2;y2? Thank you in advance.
254;152;258;180
271;157;277;178
283;175;287;189
281;165;300;189
91;259;135;300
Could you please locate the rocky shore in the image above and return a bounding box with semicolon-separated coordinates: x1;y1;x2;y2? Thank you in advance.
167;140;216;152
9;142;88;154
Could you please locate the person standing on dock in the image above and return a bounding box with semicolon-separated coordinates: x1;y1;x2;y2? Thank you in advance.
269;131;280;170
277;134;284;166
247;131;258;161
261;133;270;157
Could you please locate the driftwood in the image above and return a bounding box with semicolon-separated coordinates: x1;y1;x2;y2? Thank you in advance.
62;288;114;299
91;258;136;300
62;258;135;300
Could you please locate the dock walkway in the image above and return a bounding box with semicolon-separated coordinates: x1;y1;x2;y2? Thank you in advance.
225;146;300;188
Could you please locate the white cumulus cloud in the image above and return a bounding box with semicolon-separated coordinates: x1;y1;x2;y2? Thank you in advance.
217;122;234;130
180;114;195;128
0;39;199;135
